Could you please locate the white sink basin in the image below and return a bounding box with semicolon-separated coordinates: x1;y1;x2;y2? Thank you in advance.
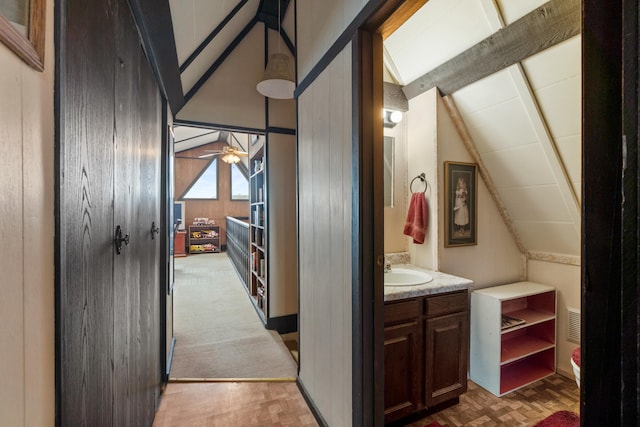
384;268;433;286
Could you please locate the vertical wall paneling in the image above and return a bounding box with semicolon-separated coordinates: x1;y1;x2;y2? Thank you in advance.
57;0;162;425
1;0;55;424
0;46;26;427
298;45;353;426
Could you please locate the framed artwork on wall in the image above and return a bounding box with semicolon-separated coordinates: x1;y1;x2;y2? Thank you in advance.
0;0;46;71
444;161;477;247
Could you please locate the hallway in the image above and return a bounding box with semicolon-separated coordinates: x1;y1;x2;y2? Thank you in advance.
170;252;297;379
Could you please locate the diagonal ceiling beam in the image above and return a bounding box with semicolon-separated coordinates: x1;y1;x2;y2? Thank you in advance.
480;0;581;238
184;17;258;104
179;0;250;73
403;0;580;99
128;0;185;114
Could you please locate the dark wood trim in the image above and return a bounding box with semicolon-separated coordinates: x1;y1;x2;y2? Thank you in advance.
294;0;403;98
265;313;298;334
582;0;624;424
179;0;249;72
267;126;296;135
403;0;580;99
352;28;385;427
621;0;639;419
174;119;265;135
296;377;330;427
383;82;408;111
53;0;63;424
127;0;185;114
184;17;258;103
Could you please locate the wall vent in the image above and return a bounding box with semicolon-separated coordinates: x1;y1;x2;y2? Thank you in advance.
567;307;581;344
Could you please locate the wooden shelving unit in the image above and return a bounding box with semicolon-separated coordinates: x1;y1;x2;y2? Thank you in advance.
187;224;220;254
470;282;556;396
242;134;297;334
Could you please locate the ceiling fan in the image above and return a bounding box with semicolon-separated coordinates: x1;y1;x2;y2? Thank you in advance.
199;145;249;163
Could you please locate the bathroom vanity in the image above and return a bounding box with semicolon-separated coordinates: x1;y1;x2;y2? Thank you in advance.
383;267;472;424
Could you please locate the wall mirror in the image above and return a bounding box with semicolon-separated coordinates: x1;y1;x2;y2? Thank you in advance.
384;136;394;207
0;0;45;71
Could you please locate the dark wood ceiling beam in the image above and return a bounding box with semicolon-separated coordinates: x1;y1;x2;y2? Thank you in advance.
179;0;249;73
128;0;185;113
184;17;258;104
402;0;580;99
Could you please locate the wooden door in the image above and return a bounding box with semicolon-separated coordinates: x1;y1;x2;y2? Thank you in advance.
57;0;162;425
424;312;468;407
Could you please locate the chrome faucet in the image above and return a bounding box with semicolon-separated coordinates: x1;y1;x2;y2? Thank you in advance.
384;256;392;273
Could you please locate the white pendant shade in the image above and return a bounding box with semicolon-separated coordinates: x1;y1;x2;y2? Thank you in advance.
256;53;295;99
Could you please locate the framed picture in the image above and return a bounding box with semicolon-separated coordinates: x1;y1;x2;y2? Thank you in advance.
444;161;477;247
0;0;46;71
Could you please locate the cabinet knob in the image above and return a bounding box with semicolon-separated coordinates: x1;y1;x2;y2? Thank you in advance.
115;225;130;254
151;221;160;239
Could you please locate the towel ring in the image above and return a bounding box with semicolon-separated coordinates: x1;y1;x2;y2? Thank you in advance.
410;173;429;193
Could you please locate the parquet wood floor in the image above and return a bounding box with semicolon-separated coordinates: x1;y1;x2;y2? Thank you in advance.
152;374;578;426
152;381;319;427
405;374;580;427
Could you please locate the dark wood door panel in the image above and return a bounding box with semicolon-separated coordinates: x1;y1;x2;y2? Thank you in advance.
383;321;423;423
58;0;117;425
425;312;468;407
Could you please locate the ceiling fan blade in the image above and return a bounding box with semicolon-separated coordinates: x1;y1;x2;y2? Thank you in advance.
198;153;217;158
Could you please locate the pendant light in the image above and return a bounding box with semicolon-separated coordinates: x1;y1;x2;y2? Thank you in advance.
256;0;295;99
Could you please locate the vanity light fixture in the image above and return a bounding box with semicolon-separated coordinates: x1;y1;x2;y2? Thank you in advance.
383;109;403;128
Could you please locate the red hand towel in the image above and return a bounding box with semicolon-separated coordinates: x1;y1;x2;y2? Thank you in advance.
404;192;428;244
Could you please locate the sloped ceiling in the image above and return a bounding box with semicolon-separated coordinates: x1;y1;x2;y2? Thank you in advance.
166;0;581;258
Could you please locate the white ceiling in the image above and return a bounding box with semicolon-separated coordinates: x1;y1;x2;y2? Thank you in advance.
168;0;581;257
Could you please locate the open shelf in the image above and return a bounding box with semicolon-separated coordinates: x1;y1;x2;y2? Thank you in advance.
499;349;555;395
471;282;556;396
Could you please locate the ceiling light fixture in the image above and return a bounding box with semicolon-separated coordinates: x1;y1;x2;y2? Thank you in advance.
221;153;241;164
256;0;295;99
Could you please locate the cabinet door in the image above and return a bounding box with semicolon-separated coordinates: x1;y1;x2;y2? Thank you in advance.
425;311;468;407
384;320;423;423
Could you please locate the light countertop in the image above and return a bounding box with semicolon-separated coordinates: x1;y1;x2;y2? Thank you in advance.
384;264;473;302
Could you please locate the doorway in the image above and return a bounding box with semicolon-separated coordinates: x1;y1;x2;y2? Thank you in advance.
167;125;298;380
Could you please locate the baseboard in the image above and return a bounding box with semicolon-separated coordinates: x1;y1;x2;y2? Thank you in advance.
266;313;298;334
165;336;176;382
297;376;329;427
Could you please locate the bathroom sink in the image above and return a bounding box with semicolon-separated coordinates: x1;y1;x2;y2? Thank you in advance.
384;268;433;286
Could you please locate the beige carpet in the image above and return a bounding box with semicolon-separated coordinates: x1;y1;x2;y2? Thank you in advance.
170;252;298;380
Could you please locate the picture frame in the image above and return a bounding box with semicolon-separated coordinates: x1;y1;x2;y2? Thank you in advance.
444;161;477;247
0;0;46;71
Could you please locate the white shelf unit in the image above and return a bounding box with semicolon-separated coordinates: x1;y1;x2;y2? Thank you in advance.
470;281;556;396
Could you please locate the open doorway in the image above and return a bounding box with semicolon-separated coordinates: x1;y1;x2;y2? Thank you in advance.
168;124;298;380
378;0;581;424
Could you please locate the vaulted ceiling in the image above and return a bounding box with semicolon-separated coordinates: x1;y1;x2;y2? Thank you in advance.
166;0;581;258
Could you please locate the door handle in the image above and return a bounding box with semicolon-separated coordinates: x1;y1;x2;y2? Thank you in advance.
115;225;129;254
151;221;160;239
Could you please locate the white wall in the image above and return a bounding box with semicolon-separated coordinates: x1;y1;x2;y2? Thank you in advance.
298;45;353;427
405;88;524;287
406;88;439;269
0;0;55;425
528;259;581;379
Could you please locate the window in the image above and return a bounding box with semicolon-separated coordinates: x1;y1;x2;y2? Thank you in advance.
181;159;218;199
230;163;249;200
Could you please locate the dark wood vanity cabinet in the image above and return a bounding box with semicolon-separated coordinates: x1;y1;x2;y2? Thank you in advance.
384;290;469;424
